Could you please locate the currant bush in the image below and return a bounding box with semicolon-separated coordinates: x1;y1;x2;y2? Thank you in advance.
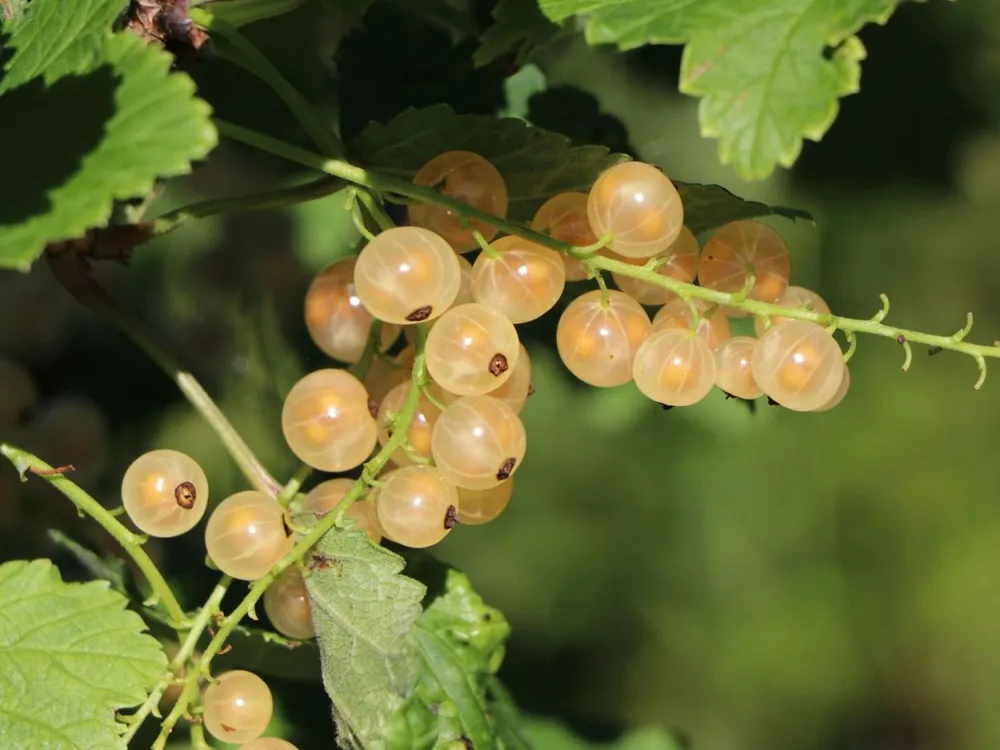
4;5;986;743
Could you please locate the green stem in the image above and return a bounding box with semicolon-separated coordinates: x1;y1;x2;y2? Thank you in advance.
590;254;998;361
191;10;344;158
124;578;230;744
189;722;213;750
162;331;431;729
276;463;312;508
213;119;564;249
356;189;395;232
0;444;186;627
149;176;344;239
213;119;1000;384
349;319;384;382
48;250;281;494
97;298;282;495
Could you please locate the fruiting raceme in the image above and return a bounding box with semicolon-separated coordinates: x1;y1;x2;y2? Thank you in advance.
274;155;861;553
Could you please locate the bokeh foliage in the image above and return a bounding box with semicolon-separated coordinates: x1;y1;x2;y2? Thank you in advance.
3;0;1000;748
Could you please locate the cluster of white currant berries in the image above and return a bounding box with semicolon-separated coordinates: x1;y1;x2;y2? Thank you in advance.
292;153;847;550
117;152;848;742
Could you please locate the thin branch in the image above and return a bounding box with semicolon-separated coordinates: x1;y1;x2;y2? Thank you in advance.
190;10;344;158
47;251;282;496
157;329;432;740
276;464;312;508
0;444;186;627
123;578;230;743
149;176;345;240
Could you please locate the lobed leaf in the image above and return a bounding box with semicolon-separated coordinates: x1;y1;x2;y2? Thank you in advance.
537;0;916;180
384;568;514;748
474;0;560;67
305;528;425;749
677;183;812;236
0;0;122;93
348;103;628;221
0;30;217;270
349;104;811;232
47;529;128;595
0;559;166;749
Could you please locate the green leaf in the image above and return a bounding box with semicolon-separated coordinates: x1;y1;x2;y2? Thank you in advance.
349;103;628;220
474;0;559;67
486;676;535;749
47;529;128;595
677;183;813;235
537;0;912;180
524;719;685;750
305;528;425;749
349;103;810;232
0;0;28;23
202;0;311;27
0;31;217;270
0;0;122;93
384;568;514;749
0;559;166;748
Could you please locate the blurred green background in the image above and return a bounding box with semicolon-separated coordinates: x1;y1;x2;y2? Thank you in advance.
3;1;1000;748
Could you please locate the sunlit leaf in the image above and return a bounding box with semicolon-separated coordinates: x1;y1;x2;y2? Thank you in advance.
0;559;166;748
537;0;920;179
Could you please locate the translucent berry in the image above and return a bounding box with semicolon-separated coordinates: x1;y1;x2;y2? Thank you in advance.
611;226;700;304
121;449;209;537
408;151;509;252
363;346;415;406
715;336;763;400
377;381;442;467
304;257;400;363
457;480;514;525
633;329;717;406
425;303;520;396
587;162;684;259
471;236;566;323
453;254;475;307
205;491;293;580
263;566;314;640
353;227;461;325
441;343;532;414
698;220;791;314
651;298;732;350
751;320;845;411
240;740;299;750
281;369;377;472
815;365;851;412
302;478;383;543
375;466;458;548
556;289;651;387
0;359;36;426
202;670;273;743
431;395;526;490
530;192;599;281
754;286;831;336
